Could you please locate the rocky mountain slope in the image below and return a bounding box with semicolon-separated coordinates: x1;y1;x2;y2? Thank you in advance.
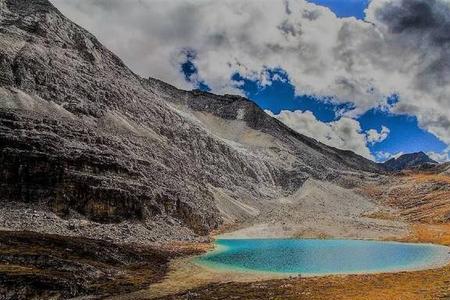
0;0;384;242
382;152;437;171
431;162;450;176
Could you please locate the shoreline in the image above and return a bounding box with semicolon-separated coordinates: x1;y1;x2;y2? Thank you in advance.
193;238;450;278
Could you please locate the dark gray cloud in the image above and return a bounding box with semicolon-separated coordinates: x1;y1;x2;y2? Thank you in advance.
376;0;439;33
366;0;450;143
372;0;450;88
283;0;292;15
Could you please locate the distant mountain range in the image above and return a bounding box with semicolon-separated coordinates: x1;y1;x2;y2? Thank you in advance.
381;152;438;171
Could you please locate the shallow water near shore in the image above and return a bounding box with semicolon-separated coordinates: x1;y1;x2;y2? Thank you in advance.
196;239;450;276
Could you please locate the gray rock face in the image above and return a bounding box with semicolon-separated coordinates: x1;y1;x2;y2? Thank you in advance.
0;0;382;240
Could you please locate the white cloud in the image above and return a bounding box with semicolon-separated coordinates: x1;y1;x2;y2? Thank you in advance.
427;151;450;163
50;0;450;146
375;151;403;162
366;126;390;144
266;110;388;160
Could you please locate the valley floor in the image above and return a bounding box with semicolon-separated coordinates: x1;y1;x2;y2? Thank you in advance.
114;172;450;299
1;172;450;299
1;224;449;299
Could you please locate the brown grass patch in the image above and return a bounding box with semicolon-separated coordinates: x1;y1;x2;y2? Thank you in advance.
404;223;450;246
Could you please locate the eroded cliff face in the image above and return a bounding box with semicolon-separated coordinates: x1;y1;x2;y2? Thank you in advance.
0;0;382;241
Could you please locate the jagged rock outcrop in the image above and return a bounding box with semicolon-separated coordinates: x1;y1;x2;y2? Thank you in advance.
0;0;382;241
382;152;437;172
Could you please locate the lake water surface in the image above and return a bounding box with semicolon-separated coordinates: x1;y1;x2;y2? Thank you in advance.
197;239;450;276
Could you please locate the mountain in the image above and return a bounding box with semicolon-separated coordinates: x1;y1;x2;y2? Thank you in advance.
420;161;450;175
435;162;450;175
382;152;438;171
0;0;382;243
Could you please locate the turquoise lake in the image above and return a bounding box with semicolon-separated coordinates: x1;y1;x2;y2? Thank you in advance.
197;239;450;276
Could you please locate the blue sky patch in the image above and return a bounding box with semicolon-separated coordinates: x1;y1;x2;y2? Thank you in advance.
232;71;353;122
306;0;370;19
358;109;447;156
181;50;210;92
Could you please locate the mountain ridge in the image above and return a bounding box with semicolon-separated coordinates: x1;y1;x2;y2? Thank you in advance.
382;152;438;171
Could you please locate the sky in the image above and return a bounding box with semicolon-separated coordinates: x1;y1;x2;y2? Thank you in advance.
51;0;450;162
308;0;370;19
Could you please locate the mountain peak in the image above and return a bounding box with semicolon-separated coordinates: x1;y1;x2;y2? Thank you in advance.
382;152;438;171
2;0;55;11
1;0;58;21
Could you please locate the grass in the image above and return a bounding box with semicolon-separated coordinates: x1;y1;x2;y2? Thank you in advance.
359;172;450;224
